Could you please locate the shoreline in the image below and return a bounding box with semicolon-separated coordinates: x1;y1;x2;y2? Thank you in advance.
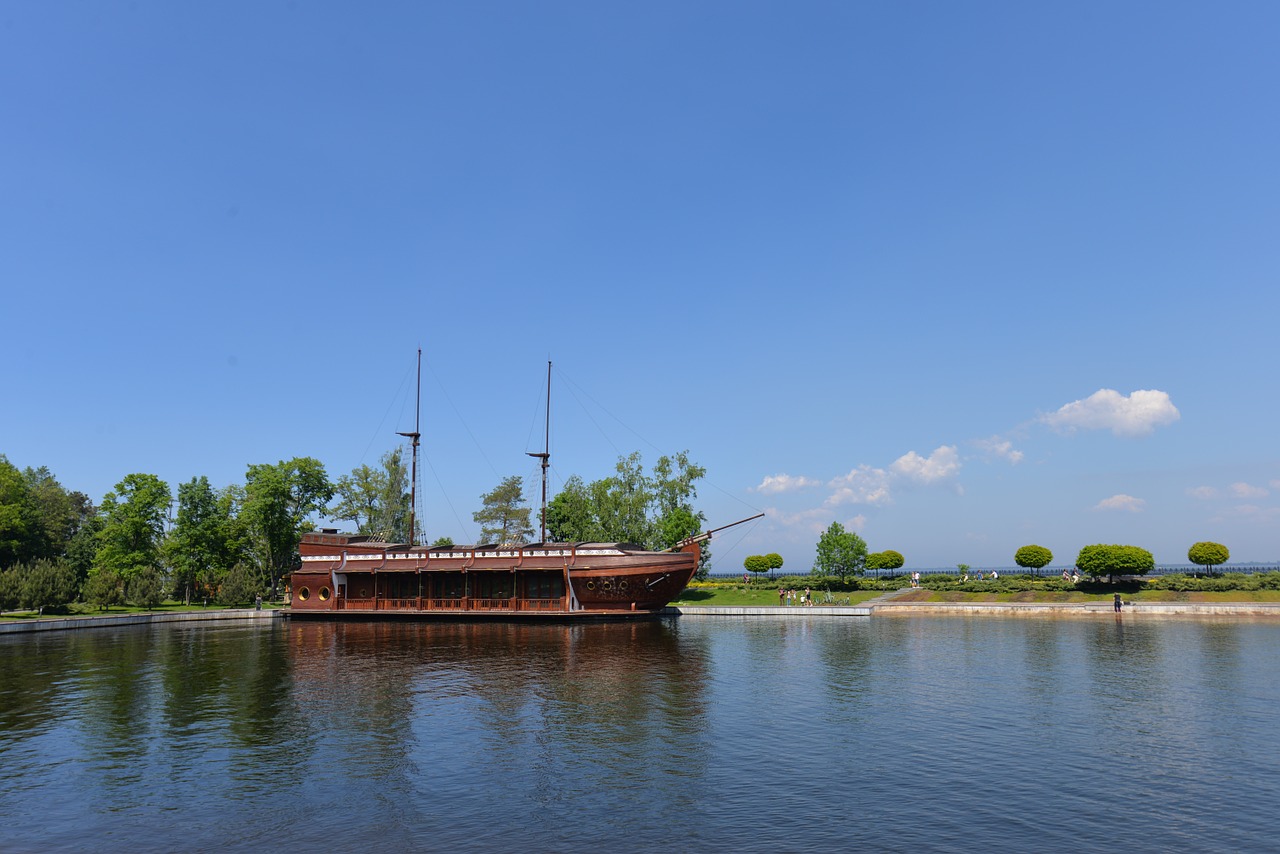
667;600;1280;619
0;609;282;635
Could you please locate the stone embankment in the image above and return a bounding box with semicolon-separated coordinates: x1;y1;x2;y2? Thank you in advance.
667;588;1280;619
0;609;283;635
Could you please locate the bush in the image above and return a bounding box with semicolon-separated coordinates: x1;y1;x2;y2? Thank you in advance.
83;570;125;612
217;563;263;606
126;569;167;610
1076;544;1154;580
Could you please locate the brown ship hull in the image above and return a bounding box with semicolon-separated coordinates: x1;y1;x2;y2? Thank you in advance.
287;533;700;620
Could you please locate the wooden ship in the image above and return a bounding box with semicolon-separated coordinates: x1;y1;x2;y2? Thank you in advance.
287;355;759;620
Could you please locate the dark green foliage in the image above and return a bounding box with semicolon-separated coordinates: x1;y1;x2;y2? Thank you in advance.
126;568;166;610
431;536;455;548
814;522;867;579
0;564;22;613
20;559;79;614
1187;541;1229;573
1015;544;1053;570
95;473;172;579
1149;572;1280;592
1075;544;1155;581
866;550;905;570
217;563;262;607
241;457;333;592
544;451;709;575
166;476;246;604
330;447;414;542
0;456;38;567
82;569;124;611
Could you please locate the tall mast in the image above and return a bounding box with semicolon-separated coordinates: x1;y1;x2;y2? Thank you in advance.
396;348;422;546
526;360;551;542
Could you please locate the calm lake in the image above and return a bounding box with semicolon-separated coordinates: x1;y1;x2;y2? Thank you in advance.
2;615;1278;852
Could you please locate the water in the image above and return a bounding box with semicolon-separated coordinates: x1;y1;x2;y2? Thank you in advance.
1;616;1278;852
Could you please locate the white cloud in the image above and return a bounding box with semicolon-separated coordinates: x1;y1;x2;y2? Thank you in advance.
1272;479;1280;490
1041;389;1180;437
1094;494;1146;512
891;445;961;483
1186;486;1219;500
1231;482;1270;499
751;474;821;495
974;437;1023;465
766;506;838;535
826;465;892;506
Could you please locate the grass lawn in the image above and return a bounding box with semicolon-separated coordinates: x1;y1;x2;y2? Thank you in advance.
0;601;284;621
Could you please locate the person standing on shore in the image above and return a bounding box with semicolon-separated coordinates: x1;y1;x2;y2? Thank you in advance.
779;588;786;606
1114;592;1122;613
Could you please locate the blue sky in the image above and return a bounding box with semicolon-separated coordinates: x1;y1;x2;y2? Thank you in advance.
3;2;1278;571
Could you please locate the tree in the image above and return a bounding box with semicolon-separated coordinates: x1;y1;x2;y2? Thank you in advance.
1188;541;1229;575
474;475;534;544
0;455;38;567
431;536;455;548
20;558;78;614
1076;544;1155;582
166;477;245;604
82;569;124;612
813;522;867;580
241;458;333;593
216;563;262;606
743;554;770;578
126;568;166;610
1014;545;1053;572
330;447;414;542
764;553;784;577
866;550;905;571
0;565;22;614
94;473;171;579
22;466;94;563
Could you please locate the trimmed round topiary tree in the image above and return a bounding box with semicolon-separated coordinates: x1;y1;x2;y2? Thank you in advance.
1014;544;1053;572
1188;541;1229;575
1076;544;1155;583
865;550;905;571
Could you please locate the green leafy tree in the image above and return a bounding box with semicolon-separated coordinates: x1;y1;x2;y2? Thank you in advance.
474;475;534;544
330;447;414;542
764;553;784;576
82;569;124;612
21;558;78;614
866;550;905;571
241;457;333;594
94;473;172;579
166;476;246;604
1015;544;1053;572
813;522;868;580
0;455;38;567
430;536;455;548
22;466;94;563
1076;544;1155;582
545;475;603;543
1187;541;1229;575
743;554;770;578
126;568;167;610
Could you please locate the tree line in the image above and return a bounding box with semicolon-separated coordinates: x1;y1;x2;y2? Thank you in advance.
0;447;712;614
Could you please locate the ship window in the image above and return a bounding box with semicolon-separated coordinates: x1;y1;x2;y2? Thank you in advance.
319;586;331;601
297;587;310;601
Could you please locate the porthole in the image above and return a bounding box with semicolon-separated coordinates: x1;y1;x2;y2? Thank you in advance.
619;580;629;591
319;586;331;601
585;581;596;591
601;580;613;591
359;589;368;598
297;587;311;602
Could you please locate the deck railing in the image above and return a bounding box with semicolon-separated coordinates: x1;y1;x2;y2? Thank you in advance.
332;596;568;612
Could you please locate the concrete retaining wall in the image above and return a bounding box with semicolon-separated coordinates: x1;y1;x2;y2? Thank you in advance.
0;609;283;635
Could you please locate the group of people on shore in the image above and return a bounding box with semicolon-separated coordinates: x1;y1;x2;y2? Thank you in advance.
960;570;999;582
1060;568;1081;584
778;587;813;606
